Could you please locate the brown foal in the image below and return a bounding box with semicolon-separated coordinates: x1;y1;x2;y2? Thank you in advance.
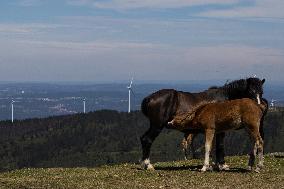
168;98;267;172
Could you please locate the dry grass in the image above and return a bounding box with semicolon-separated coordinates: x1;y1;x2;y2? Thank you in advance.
0;155;283;189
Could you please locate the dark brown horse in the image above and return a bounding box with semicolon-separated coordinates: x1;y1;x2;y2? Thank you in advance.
168;98;268;172
140;77;265;170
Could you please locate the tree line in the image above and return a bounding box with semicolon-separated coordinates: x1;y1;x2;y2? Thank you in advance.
0;108;283;171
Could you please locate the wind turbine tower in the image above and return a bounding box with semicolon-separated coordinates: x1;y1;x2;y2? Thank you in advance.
83;98;86;113
11;100;15;123
127;78;133;113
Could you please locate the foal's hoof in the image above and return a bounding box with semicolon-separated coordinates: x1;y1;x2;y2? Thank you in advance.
255;164;264;173
200;165;212;172
146;164;155;171
255;167;261;173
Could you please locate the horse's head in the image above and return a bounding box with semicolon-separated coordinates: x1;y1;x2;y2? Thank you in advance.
245;77;265;104
223;77;265;104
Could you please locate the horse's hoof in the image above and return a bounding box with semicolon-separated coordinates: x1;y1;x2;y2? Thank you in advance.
140;159;155;170
247;166;253;171
218;163;230;171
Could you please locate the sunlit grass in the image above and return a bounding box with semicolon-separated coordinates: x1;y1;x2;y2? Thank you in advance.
0;155;283;189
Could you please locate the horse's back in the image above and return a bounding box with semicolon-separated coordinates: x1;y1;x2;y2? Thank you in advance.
141;89;178;125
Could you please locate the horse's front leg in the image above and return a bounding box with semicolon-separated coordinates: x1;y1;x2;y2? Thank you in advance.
215;132;230;171
140;124;162;170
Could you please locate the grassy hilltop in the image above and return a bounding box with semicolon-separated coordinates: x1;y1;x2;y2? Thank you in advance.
0;155;283;189
0;109;283;188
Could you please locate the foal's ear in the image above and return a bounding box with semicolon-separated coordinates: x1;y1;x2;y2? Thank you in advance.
262;79;265;84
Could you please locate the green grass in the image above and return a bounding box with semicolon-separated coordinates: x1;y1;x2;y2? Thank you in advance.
0;155;283;189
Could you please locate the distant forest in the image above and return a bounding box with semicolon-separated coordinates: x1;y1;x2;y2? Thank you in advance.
0;108;283;171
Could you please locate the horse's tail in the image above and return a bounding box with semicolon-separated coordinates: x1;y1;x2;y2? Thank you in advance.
141;96;151;117
259;98;269;140
261;98;269;115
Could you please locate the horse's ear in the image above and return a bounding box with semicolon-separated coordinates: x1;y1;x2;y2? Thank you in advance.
262;79;265;84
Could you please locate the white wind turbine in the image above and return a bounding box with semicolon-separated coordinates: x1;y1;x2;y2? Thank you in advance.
127;77;134;113
270;99;276;107
11;100;15;123
83;98;86;113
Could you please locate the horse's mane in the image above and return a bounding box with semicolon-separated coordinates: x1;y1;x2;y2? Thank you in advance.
208;86;218;89
208;78;249;91
222;78;247;91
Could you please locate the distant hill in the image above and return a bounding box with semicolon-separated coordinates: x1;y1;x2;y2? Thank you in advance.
1;82;284;120
0;109;283;171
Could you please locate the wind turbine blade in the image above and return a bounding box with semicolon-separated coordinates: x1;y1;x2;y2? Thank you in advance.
129;77;133;88
130;88;135;97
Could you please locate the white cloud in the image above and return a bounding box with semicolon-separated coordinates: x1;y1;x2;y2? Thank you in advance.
15;40;167;53
0;23;63;34
0;37;283;81
16;0;44;6
67;0;284;21
199;0;284;19
67;0;238;9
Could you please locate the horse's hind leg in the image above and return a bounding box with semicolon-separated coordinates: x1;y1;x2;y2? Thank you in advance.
140;125;162;170
215;132;229;171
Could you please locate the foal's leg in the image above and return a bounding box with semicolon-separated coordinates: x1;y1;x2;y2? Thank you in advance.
215;132;230;170
248;127;264;172
255;133;264;172
181;133;195;160
248;143;257;171
181;134;189;160
140;124;162;170
201;129;215;172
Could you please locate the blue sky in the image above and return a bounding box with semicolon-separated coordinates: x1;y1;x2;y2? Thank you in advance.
0;0;283;82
